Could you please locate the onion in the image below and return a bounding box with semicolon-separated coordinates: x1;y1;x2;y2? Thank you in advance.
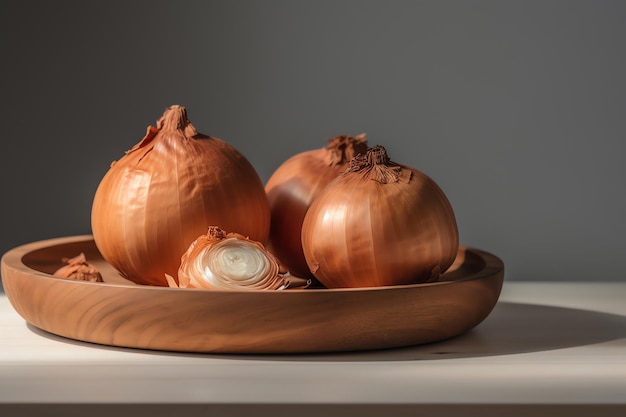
301;145;459;288
265;134;368;278
166;226;287;290
91;105;270;286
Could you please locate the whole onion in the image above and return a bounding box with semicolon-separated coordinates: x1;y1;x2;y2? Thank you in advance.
265;134;368;278
301;145;459;288
91;105;270;286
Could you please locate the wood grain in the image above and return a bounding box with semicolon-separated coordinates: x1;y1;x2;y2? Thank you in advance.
1;236;504;353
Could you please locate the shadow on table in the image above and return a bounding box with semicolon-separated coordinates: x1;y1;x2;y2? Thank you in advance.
27;301;626;362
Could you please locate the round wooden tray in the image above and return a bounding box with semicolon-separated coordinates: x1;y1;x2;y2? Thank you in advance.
1;235;504;354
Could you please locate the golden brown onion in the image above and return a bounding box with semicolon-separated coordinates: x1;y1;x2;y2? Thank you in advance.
170;226;286;290
91;105;270;286
301;145;459;288
265;134;368;278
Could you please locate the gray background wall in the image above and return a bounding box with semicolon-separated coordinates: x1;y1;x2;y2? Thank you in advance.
1;0;625;290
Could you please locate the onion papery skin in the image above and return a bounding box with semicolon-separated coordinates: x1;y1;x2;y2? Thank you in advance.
91;105;270;287
175;226;285;291
265;134;368;278
301;145;459;288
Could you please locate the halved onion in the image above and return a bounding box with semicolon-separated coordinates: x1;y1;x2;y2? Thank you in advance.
168;226;288;291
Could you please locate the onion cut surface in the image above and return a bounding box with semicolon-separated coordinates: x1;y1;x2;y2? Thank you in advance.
169;226;287;291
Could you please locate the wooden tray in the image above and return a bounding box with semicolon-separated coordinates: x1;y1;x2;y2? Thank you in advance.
1;236;504;354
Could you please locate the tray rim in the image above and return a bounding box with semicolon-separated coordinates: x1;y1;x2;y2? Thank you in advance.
1;235;504;294
1;235;505;353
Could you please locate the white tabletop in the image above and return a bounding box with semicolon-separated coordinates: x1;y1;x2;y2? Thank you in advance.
1;281;625;416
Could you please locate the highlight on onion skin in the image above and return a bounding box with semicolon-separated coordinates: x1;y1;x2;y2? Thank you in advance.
91;105;270;287
167;226;288;291
301;145;459;289
265;134;368;279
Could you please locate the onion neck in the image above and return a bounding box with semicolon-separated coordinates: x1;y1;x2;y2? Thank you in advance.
156;104;199;137
125;104;200;158
347;145;412;184
206;225;228;240
325;134;368;166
